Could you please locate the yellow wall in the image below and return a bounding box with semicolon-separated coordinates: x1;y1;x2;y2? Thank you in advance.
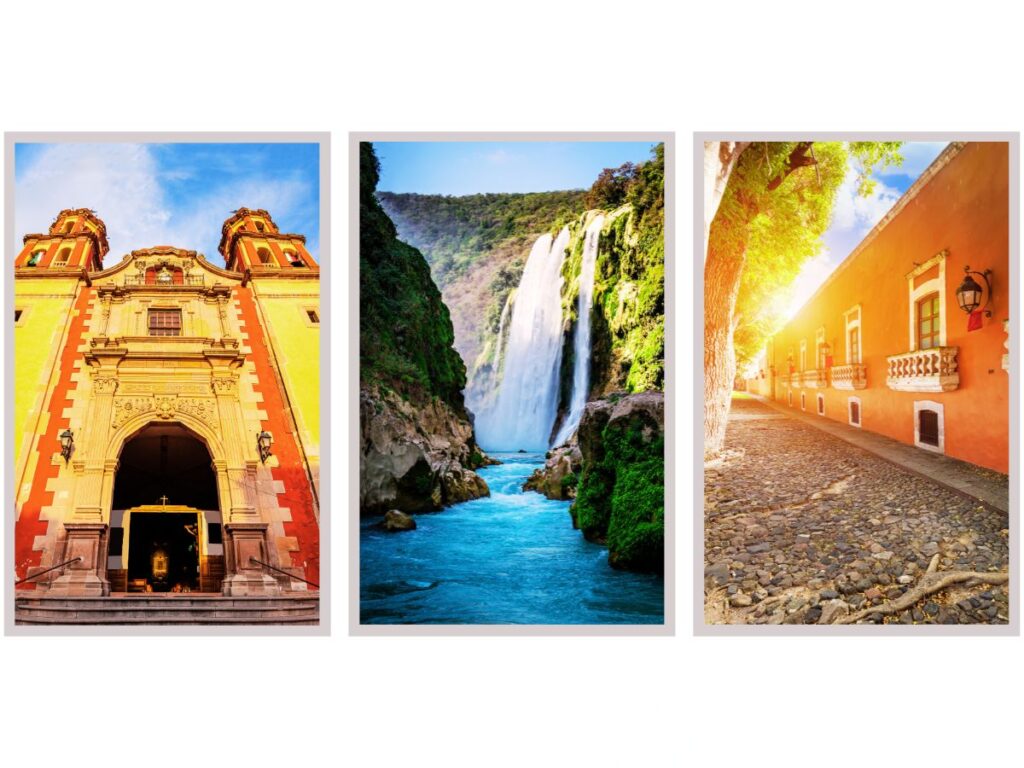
13;278;81;486
250;279;320;480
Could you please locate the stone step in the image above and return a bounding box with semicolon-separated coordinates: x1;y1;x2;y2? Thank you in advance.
15;594;319;625
17;615;318;625
17;596;317;608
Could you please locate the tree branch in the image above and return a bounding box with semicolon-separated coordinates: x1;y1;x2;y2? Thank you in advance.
766;142;817;191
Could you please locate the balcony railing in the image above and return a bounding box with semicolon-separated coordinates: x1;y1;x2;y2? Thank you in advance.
831;363;867;390
886;346;959;392
801;369;827;388
789;371;802;387
123;274;205;287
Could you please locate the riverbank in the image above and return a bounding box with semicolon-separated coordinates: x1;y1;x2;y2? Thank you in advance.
360;453;664;625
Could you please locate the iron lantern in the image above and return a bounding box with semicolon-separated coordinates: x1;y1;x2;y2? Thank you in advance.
59;429;74;464
955;266;992;315
257;431;274;463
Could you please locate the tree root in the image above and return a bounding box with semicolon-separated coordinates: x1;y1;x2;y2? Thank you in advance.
835;555;1008;624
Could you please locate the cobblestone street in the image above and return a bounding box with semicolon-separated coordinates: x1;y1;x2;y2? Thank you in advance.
705;395;1009;625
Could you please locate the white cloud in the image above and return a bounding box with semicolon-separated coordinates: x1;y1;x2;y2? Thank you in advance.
829;157;902;234
15;144;172;261
14;144;316;266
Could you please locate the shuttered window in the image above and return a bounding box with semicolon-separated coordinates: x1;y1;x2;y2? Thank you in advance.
148;309;182;337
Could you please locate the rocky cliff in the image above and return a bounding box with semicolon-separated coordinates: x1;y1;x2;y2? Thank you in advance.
379;144;665;420
359;143;489;514
566;391;665;573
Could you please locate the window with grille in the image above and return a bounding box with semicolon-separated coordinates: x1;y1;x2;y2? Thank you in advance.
849;400;860;425
817;394;825;415
148;308;182;337
917;292;940;350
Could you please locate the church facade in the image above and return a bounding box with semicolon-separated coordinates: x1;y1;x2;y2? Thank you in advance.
14;208;320;603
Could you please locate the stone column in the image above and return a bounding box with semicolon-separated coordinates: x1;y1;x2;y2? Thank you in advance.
211;373;279;595
49;372;119;596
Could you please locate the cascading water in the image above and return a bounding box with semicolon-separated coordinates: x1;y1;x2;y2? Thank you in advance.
476;228;570;451
553;214;603;446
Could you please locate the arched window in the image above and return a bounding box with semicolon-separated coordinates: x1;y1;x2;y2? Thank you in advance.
63;221;74;234
53;247;71;266
26;250;44;267
285;250;305;268
257;247;272;265
255;220;266;232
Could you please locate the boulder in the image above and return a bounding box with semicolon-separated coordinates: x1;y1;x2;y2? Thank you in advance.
382;510;417;532
523;444;583;500
573;391;665;574
360;387;490;514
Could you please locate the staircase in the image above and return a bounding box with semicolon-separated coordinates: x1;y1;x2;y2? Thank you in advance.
15;593;319;625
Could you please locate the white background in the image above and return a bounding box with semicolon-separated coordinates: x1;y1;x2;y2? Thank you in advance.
1;1;1021;765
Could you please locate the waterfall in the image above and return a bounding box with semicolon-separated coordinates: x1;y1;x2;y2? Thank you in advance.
553;215;604;446
476;228;570;451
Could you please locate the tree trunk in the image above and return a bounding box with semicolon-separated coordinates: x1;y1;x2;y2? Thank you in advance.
703;141;749;260
704;225;749;458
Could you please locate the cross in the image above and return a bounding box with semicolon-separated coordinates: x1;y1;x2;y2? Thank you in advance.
159;494;169;506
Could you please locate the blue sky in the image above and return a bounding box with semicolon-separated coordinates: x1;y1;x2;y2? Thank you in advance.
375;141;659;194
14;142;320;266
785;141;948;318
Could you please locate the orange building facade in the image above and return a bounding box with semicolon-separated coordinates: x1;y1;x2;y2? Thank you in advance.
746;142;1010;474
14;208;321;599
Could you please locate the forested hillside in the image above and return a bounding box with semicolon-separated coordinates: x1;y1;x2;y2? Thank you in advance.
378;190;586;375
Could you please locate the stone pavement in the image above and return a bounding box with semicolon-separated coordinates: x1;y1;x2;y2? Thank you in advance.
705;395;1009;625
752;394;1009;514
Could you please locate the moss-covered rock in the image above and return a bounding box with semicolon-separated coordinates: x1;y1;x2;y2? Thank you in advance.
571;391;664;574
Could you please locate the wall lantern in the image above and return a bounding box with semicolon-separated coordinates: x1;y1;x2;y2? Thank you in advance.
257;431;274;463
955;266;992;316
59;429;74;464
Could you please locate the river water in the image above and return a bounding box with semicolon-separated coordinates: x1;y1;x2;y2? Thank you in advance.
360;453;664;625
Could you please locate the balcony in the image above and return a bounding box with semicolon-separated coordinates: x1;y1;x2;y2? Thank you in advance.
123;274;205;287
801;369;827;389
886;346;959;392
831;363;867;390
789;372;802;388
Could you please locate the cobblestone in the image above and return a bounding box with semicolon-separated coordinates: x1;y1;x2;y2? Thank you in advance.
705;396;1009;625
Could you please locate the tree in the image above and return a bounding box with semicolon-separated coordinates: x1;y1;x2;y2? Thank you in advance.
703;141;903;458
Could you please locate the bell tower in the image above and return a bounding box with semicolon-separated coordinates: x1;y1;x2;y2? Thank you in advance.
218;207;318;272
16;209;109;271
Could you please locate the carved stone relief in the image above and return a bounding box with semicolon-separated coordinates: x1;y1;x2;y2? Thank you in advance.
111;395;218;428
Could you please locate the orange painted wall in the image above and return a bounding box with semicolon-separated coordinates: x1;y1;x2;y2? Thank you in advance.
15;286;92;586
234;286;320;584
761;142;1009;473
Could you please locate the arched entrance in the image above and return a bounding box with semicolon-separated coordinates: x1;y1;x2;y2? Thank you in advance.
106;423;224;593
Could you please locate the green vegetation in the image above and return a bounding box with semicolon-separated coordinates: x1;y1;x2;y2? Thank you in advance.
561;143;665;401
704;141;903;457
572;411;664;573
359;143;468;408
378;189;587;286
